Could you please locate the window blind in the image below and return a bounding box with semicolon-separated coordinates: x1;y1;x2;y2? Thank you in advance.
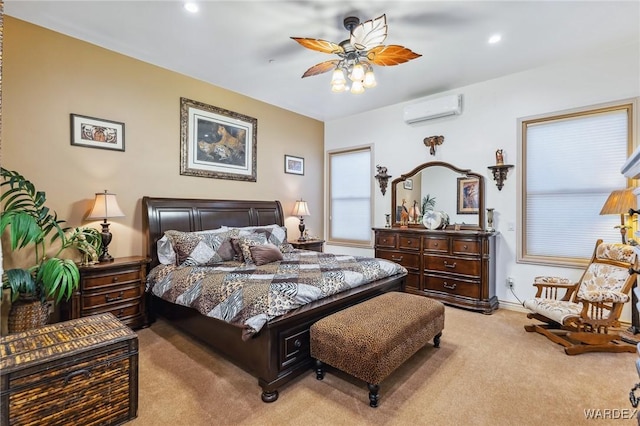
524;108;630;262
329;147;372;244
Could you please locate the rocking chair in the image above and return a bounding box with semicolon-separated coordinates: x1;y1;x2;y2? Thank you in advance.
523;239;637;355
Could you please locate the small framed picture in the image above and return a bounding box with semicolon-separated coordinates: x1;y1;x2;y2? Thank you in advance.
284;155;304;175
403;179;413;190
70;114;125;151
457;177;480;214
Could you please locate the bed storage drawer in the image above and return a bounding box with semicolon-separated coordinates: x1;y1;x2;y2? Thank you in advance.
0;313;138;426
279;324;311;370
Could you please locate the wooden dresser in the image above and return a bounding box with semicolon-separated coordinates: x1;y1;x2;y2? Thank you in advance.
61;256;150;329
374;228;498;313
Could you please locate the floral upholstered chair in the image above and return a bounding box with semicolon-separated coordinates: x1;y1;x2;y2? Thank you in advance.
523;239;637;355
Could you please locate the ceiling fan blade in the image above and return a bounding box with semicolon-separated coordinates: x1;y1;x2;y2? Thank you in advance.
301;60;340;78
291;37;344;55
367;45;422;66
350;14;387;51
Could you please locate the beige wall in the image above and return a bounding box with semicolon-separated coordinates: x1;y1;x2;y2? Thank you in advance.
2;17;324;265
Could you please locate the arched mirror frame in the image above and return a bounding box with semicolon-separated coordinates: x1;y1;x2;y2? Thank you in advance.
391;161;485;231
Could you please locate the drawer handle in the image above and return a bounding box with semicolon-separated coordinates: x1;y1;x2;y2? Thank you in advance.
463;244;468;250
64;369;91;385
117;309;125;318
443;282;457;290
112;276;119;282
407;240;412;245
391;256;404;262
105;291;124;302
444;261;457;269
433;243;438;247
294;339;302;348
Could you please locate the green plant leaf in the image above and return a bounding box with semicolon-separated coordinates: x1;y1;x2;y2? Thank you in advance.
2;269;37;302
37;258;80;303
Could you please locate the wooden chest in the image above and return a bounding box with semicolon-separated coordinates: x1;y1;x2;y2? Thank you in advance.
0;313;138;426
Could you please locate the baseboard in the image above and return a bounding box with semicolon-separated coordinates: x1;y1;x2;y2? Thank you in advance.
498;300;528;313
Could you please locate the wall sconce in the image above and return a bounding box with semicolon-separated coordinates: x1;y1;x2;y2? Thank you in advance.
487;149;513;190
87;190;125;262
374;165;391;195
423;135;444;156
292;199;311;241
600;188;637;244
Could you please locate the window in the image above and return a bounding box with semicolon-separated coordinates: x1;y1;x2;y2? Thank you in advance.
520;101;634;266
327;146;373;246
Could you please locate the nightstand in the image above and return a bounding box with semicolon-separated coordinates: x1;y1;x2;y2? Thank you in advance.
60;256;150;329
290;239;325;252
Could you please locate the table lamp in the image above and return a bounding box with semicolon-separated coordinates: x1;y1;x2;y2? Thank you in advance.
599;188;637;244
292;199;310;241
87;190;125;262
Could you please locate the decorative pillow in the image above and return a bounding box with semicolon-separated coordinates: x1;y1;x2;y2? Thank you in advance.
279;242;295;253
234;233;268;264
165;229;236;266
157;235;177;265
249;243;284;266
225;224;288;247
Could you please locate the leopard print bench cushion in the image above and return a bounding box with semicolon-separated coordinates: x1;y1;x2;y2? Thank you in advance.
310;291;444;385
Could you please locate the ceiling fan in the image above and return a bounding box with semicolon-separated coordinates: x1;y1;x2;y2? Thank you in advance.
291;14;421;94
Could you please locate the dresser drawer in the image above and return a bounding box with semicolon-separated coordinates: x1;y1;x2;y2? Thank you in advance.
83;302;142;322
452;239;481;255
424;255;480;276
405;271;421;290
82;284;143;309
375;233;397;249
376;249;420;269
423;237;449;253
83;270;141;290
399;236;421;251
424;275;480;299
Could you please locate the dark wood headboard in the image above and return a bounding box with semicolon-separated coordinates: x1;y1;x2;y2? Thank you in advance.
142;196;284;268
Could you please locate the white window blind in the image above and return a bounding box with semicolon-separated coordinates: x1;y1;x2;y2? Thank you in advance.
328;147;372;244
523;107;631;264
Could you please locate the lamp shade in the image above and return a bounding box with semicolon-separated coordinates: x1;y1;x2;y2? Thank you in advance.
599;188;637;215
292;200;310;217
87;190;125;220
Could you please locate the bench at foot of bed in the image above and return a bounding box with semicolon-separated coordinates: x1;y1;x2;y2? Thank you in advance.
310;291;445;407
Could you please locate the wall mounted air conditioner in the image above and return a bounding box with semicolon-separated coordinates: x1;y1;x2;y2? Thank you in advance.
403;94;463;125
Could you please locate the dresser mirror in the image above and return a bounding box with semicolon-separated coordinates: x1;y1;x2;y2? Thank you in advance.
391;161;485;230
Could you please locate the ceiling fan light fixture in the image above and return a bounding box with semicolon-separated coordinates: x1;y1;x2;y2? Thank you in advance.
331;83;347;93
363;70;377;88
291;14;421;95
331;68;346;85
349;63;365;81
350;80;365;94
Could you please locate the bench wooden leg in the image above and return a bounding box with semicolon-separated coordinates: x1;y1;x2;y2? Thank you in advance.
434;332;442;348
368;383;380;408
315;359;325;380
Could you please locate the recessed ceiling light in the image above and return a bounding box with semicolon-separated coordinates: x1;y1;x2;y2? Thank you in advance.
488;34;502;44
184;2;199;13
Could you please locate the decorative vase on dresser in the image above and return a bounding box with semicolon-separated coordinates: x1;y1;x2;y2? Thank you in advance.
374;228;497;313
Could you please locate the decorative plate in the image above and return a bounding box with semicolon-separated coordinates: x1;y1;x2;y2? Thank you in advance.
423;211;443;230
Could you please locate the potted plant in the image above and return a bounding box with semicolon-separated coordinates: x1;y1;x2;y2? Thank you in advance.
1;168;102;332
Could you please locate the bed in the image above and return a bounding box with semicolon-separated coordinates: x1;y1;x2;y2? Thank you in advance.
142;196;407;402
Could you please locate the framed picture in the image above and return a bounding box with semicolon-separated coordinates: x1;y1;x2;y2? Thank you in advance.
284;155;304;175
70;114;125;151
457;177;480;214
403;179;413;190
180;97;257;181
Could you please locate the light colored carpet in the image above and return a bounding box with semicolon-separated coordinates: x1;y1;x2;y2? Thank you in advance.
130;306;638;426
